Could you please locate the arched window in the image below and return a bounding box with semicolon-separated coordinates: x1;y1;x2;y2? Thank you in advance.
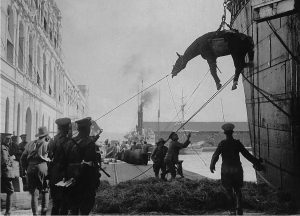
5;98;10;133
7;6;14;64
17;103;21;136
43;53;47;90
28;34;34;77
18;22;24;70
37;46;41;85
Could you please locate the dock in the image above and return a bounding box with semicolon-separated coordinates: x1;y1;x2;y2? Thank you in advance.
101;160;206;185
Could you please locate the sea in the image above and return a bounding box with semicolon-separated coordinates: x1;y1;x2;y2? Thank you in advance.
179;151;257;182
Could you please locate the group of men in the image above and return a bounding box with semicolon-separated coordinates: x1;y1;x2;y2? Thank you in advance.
151;123;263;215
1;117;102;215
151;132;191;180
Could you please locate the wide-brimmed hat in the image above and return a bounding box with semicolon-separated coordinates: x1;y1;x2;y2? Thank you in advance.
55;118;71;127
35;126;49;138
20;134;27;137
156;138;166;145
221;123;235;132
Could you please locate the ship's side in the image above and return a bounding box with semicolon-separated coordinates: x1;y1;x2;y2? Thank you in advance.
228;0;300;202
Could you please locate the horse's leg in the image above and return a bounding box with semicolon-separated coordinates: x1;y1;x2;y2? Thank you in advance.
207;58;221;90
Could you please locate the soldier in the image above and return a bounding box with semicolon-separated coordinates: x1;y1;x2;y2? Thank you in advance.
1;133;15;216
210;123;263;215
20;127;51;215
164;132;191;180
16;134;27;161
151;138;168;179
48;118;71;215
18;134;28;189
9;135;19;159
65;117;101;215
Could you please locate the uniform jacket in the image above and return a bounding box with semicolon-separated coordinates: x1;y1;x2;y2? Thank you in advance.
151;145;168;164
48;133;69;185
1;144;11;177
165;139;190;163
20;139;50;170
16;141;27;161
210;138;259;173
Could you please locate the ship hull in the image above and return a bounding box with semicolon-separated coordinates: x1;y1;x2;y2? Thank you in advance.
229;0;300;202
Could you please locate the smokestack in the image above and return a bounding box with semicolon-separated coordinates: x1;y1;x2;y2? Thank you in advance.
137;80;144;136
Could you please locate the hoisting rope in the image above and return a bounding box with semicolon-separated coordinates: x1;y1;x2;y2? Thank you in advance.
174;75;235;134
130;165;153;181
241;73;291;118
267;20;300;65
168;75;235;167
217;0;233;31
94;73;171;122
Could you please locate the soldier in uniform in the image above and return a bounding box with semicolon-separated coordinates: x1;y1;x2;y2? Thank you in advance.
65;117;101;215
48;118;71;215
151;138;168;179
20;127;51;215
164;132;191;180
1;133;15;216
210;123;263;215
9;135;19;158
18;134;28;189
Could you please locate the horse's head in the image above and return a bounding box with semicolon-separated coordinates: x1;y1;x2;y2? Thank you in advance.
172;52;186;78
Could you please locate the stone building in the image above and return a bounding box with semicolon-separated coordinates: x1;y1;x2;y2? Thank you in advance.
1;0;88;141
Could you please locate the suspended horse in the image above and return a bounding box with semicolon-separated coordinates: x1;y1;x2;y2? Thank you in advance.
172;30;254;90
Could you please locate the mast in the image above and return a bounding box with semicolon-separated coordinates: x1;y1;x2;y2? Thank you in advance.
157;85;160;137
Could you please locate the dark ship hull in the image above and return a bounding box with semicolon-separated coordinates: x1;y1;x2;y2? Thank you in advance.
228;0;300;202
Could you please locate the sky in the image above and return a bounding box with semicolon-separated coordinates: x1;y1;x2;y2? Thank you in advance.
55;0;248;135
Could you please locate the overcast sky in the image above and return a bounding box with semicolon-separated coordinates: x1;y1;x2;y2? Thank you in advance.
56;0;248;135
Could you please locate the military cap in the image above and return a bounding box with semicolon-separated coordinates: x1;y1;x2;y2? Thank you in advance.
20;134;27;137
75;117;92;127
1;133;12;138
221;123;235;132
35;126;49;138
55;118;71;126
156;138;166;145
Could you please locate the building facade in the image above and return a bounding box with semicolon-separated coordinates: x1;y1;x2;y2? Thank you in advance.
1;0;88;141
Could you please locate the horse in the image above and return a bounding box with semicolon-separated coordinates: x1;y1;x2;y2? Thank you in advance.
171;30;254;90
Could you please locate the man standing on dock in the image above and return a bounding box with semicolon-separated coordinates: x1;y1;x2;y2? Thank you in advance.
210;123;263;215
48;118;71;215
151;138;168;179
164;132;191;180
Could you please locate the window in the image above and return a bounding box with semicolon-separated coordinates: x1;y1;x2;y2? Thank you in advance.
43;53;47;90
7;6;14;64
28;35;34;77
18;22;24;70
5;98;10;133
